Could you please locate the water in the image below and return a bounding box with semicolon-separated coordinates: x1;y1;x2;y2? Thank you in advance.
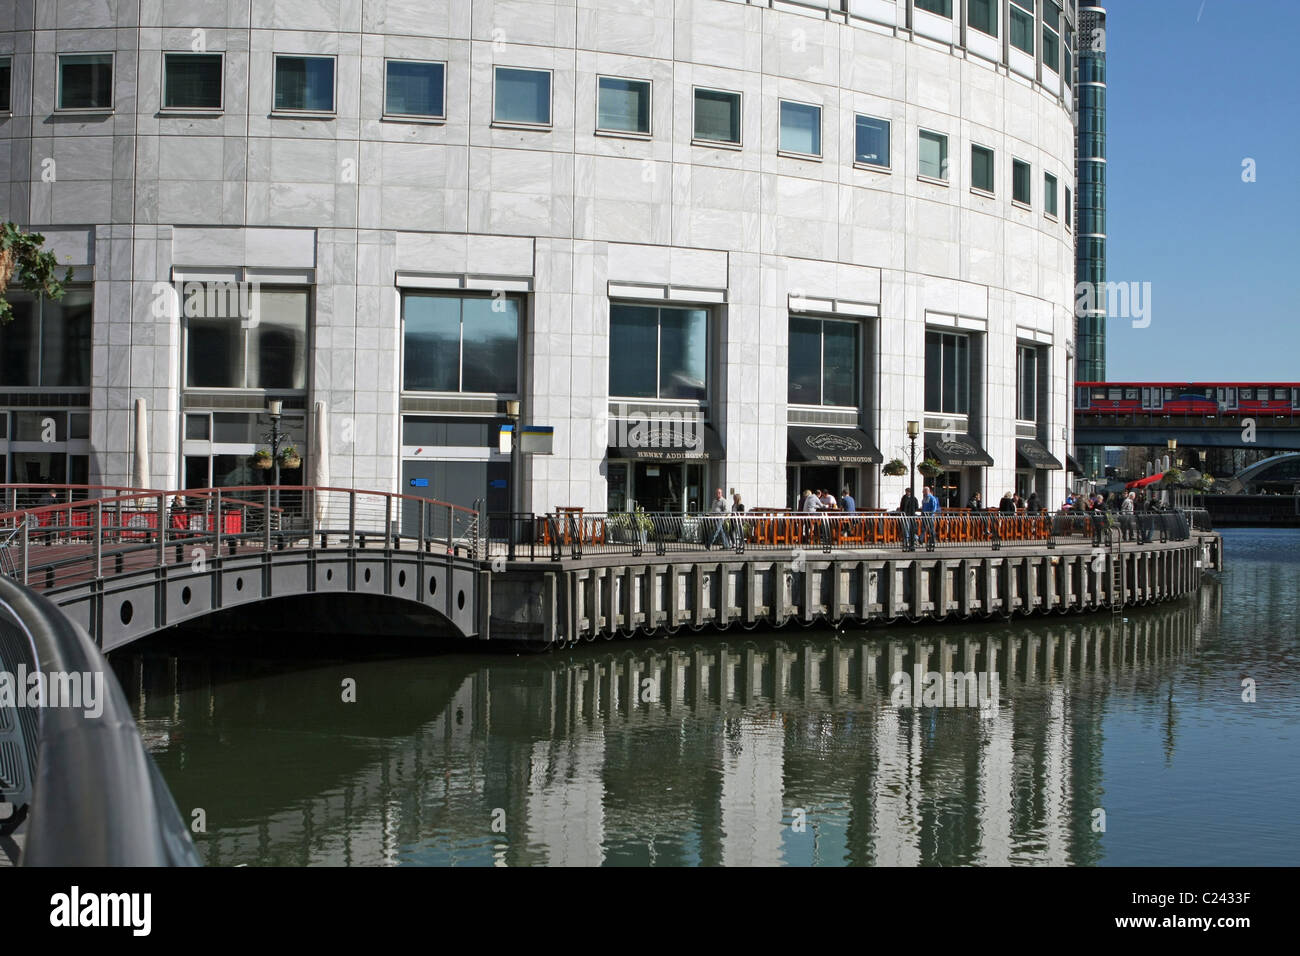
117;528;1299;866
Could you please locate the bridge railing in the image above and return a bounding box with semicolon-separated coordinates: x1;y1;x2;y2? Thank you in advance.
0;485;480;591
0;575;200;865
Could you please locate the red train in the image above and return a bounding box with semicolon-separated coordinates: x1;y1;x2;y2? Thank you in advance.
1075;382;1300;416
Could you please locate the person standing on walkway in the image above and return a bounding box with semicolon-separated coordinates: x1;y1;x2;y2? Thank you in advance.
1121;491;1136;541
921;485;940;551
707;487;732;549
900;486;919;551
1027;491;1040;514
841;487;856;514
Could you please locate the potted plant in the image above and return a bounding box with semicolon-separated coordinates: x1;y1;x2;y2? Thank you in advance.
1160;467;1183;487
609;507;652;545
882;458;908;477
918;457;942;479
279;445;302;469
252;449;273;470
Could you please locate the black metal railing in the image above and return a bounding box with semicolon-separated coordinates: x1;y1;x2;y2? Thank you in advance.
0;576;200;866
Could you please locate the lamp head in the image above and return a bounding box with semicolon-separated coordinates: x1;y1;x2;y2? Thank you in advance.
506;400;521;419
268;399;283;418
906;420;920;439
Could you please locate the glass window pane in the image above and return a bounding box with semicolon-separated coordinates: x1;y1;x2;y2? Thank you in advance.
494;67;551;125
1043;25;1060;73
956;335;969;415
694;88;740;144
40;288;93;387
59;53;113;109
0;57;11;112
609;305;659;399
925;331;942;412
854;115;890;167
822;321;858;407
969;0;998;37
164;53;222;109
1044;172;1058;216
461;297;519;393
403;294;461;392
1013;159;1031;204
1010;7;1034;54
919;130;948;180
779;100;821;156
385;60;445;118
943;335;958;413
597;77;650;134
788;317;822;405
212;412;258;444
185;414;210;440
1043;0;1061;31
248;289;308;389
0;296;39;386
916;0;952;15
971;145;994;192
187;315;244;388
658;307;708;401
275;56;334;112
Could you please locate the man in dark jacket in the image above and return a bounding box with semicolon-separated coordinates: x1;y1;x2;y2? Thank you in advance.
899;487;919;551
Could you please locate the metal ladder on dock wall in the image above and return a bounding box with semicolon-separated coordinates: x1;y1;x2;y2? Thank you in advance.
1109;526;1124;623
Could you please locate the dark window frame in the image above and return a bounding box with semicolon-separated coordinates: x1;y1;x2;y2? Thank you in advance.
272;54;337;115
401;291;522;396
608;302;711;403
383;58;447;122
787;315;861;409
56;52;115;111
162;51;225;112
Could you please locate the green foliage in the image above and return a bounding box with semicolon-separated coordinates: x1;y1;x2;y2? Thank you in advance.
882;458;908;477
918;457;943;478
1160;467;1183;487
0;222;75;324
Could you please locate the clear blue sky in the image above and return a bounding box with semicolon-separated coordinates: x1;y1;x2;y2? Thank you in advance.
1104;0;1300;381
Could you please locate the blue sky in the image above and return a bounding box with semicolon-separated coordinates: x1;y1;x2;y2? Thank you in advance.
1103;0;1300;381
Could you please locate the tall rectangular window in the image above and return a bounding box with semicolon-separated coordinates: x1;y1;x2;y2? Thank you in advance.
609;304;708;402
1044;171;1058;217
968;0;998;37
0;290;93;387
0;57;11;112
163;53;223;110
1043;0;1061;73
1010;0;1035;55
403;293;520;394
1017;345;1039;422
693;87;741;145
597;76;651;134
779;100;821;157
854;115;890;168
915;0;953;16
788;317;859;408
1064;186;1072;228
58;53;113;110
925;330;970;416
274;55;335;112
1012;158;1032;205
184;286;309;390
971;145;994;193
493;67;551;126
919;129;948;181
385;60;445;119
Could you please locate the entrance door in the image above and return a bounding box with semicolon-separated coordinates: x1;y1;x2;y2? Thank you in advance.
400;459;508;536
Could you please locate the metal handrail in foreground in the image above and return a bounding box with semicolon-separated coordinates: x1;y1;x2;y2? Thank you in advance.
0;576;200;866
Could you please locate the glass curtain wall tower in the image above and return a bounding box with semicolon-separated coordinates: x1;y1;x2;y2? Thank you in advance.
1075;4;1107;478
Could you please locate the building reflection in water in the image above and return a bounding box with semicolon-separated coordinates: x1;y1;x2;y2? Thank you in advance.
117;582;1221;867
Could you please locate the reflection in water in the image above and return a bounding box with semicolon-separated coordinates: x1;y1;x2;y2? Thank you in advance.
117;581;1223;867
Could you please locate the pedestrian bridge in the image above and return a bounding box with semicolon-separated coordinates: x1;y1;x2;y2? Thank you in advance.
0;485;484;652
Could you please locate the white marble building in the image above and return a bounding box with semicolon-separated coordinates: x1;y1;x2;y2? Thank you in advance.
0;0;1077;514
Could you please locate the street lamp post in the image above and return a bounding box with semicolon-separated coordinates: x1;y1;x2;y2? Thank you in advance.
266;399;284;510
906;420;920;500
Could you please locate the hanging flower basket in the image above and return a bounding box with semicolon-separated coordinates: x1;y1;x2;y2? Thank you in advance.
0;245;14;297
279;446;302;469
252;450;273;470
882;458;908;477
918;457;943;479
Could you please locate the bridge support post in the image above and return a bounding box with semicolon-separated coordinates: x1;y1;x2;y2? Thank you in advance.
348;492;356;548
264;488;272;553
156;494;166;566
94;501;103;580
214;491;222;558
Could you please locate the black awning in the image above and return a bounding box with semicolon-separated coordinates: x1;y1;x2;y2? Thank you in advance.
609;420;723;461
1017;439;1064;470
926;434;994;468
787;426;882;464
1066;454;1082;473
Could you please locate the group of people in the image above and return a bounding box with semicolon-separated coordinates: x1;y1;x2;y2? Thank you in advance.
896;486;941;551
797;488;858;514
705;488;747;549
1063;489;1162;545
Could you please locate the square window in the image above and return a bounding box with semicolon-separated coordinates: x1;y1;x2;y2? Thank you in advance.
1044;172;1058;217
185;414;211;441
694;87;741;145
0;57;10;112
597;76;651;135
971;144;994;193
915;0;952;16
919;129;948;181
163;53;223;110
494;67;551;126
1013;159;1032;205
385;59;445;119
274;55;335;113
968;0;998;37
58;53;113;110
779;100;821;157
854;114;890;168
